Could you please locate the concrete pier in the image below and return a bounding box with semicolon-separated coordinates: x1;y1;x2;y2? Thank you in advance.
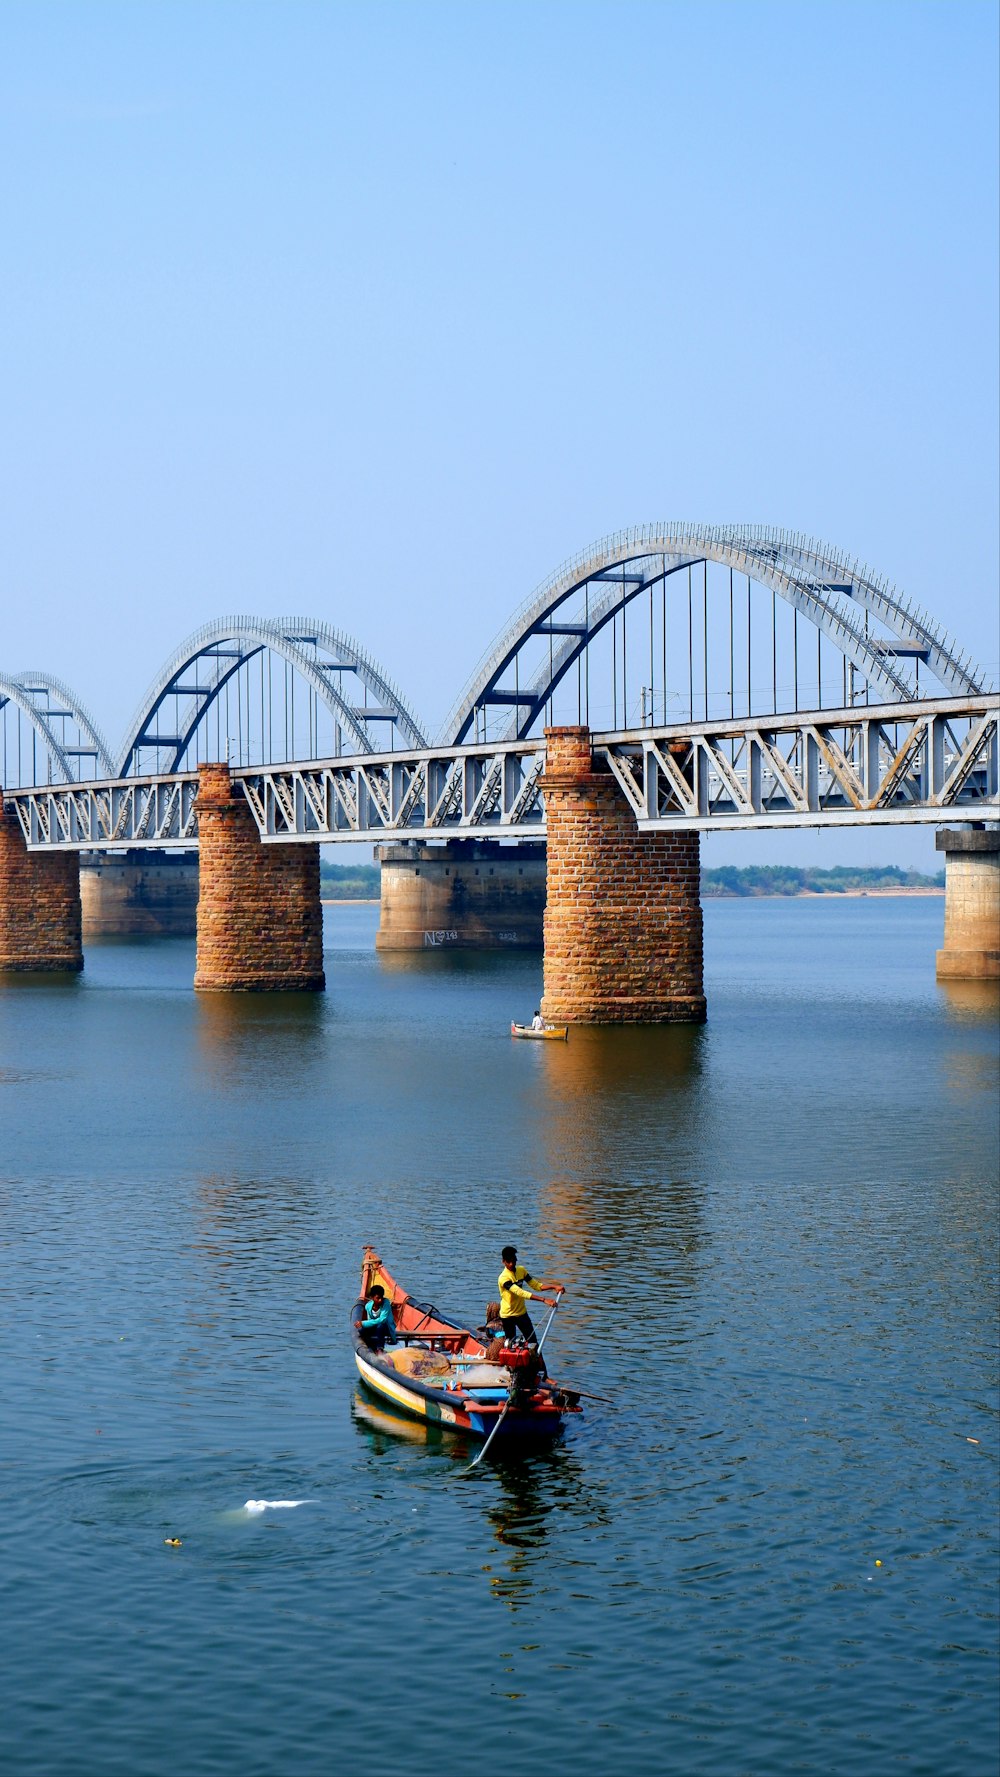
0;789;83;972
375;840;545;950
538;726;705;1023
194;763;325;991
935;827;1000;979
81;850;199;936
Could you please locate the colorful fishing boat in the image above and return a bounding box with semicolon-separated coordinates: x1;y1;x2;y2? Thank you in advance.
510;1021;568;1041
352;1247;581;1442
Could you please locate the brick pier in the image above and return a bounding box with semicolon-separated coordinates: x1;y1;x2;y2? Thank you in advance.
539;726;706;1023
0;789;83;972
193;764;325;992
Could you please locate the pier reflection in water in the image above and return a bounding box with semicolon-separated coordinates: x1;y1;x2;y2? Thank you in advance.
937;975;1000;1019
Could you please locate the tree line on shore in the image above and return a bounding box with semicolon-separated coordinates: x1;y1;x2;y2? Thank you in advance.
318;860;944;899
701;864;943;896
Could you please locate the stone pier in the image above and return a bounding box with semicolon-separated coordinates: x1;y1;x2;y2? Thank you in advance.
935;827;1000;980
539;726;705;1023
0;789;83;972
193;763;325;991
375;840;545;950
81;850;199;937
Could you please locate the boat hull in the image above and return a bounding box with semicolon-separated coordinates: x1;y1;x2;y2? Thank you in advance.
511;1022;568;1041
354;1346;563;1441
353;1247;578;1444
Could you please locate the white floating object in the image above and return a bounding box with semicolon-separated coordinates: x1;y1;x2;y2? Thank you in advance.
243;1499;315;1514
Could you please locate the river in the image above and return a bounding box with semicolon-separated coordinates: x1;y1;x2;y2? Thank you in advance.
1;897;997;1776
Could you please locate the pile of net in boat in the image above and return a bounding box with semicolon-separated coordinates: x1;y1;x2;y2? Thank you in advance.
390;1348;452;1380
390;1348;507;1388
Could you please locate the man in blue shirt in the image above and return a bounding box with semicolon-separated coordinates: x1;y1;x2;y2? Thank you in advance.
358;1284;397;1352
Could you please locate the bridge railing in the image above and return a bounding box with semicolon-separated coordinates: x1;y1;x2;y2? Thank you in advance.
599;695;999;830
237;739;547;841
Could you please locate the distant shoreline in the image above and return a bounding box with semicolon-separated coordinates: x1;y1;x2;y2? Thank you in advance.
704;886;944;899
321;889;943;906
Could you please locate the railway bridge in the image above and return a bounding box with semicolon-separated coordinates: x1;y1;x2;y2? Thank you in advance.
1;525;997;1013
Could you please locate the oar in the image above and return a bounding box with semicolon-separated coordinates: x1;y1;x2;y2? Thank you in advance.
549;1384;611;1405
464;1294;561;1473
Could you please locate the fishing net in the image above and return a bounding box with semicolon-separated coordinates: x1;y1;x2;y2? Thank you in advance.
391;1348;452;1379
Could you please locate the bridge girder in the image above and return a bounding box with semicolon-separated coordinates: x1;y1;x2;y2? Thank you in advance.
8;695;996;849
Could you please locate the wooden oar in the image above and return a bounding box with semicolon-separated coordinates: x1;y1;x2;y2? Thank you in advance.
464;1295;561;1473
548;1384;611;1404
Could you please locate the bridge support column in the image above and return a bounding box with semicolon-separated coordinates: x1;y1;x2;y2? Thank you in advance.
375;840;545;950
539;726;706;1023
935;827;1000;980
0;790;83;972
81;849;199;936
194;764;325;992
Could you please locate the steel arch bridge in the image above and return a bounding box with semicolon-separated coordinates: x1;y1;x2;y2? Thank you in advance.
1;525;996;842
0;670;114;784
443;524;987;745
0;618;427;788
116;616;428;776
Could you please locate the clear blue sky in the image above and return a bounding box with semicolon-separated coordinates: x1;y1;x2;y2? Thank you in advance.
2;0;997;865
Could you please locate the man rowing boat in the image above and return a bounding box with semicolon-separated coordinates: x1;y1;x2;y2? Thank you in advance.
497;1244;565;1349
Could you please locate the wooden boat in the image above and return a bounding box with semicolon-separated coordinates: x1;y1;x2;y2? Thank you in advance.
510;1021;568;1041
352;1247;581;1442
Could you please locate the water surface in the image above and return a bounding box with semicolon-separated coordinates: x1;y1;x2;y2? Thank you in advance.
1;898;997;1776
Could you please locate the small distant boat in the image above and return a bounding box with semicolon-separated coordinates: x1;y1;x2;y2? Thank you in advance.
352;1248;580;1443
510;1021;569;1041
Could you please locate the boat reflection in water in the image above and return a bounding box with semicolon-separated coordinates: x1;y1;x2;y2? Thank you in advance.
483;1454;568;1611
352;1389;472;1460
351;1392;608;1614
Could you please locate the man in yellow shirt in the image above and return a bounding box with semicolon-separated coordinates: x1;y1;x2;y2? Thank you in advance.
497;1244;565;1349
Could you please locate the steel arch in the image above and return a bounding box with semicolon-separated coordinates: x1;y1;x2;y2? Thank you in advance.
117;616;427;776
443;525;989;745
1;670;115;783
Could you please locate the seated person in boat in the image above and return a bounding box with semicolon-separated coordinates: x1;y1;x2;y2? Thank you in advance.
358;1284;397;1352
531;1009;545;1030
497;1245;564;1349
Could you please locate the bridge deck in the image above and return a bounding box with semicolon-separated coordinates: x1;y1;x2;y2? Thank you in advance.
6;695;998;849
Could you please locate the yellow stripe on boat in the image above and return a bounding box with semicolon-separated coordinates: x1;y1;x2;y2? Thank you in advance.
354;1350;462;1425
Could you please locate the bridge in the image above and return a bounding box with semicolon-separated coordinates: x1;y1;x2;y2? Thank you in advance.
1;525;997;1010
5;695;997;850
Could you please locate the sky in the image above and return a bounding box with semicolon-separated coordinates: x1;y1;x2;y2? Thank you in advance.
1;0;997;866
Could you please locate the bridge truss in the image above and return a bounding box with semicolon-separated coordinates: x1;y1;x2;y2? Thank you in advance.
116;616;427;775
0;618;426;791
8;695;996;850
0;670;114;785
1;527;995;826
445;525;987;745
